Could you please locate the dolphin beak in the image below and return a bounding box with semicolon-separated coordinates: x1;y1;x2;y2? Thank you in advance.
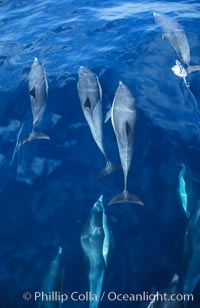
98;195;103;203
94;195;104;211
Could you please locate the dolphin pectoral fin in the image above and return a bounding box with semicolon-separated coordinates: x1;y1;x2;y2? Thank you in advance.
108;191;144;206
187;65;200;74
19;131;50;147
104;108;112;123
97;162;121;180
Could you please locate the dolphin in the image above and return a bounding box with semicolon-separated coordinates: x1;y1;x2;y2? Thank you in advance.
20;57;50;146
147;275;184;307
108;81;143;205
179;164;190;218
38;247;63;308
77;66;118;178
153;12;200;74
80;195;110;308
182;200;200;296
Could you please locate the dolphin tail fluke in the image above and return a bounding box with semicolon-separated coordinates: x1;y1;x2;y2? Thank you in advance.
108;191;144;206
19;131;50;147
97;161;121;180
187;65;200;74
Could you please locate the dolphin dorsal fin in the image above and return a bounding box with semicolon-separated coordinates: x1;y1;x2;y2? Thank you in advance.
29;87;36;98
84;97;91;109
125;121;131;136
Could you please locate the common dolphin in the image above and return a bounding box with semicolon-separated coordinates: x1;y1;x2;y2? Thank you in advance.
182;200;200;296
153;12;200;74
179;164;190;218
77;66;118;178
38;247;63;308
80;195;110;308
20;57;50;146
108;81;143;205
147;275;184;307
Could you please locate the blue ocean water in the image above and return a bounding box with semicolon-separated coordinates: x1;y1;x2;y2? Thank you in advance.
0;0;200;307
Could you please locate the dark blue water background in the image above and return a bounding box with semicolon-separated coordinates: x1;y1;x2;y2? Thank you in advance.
0;0;200;307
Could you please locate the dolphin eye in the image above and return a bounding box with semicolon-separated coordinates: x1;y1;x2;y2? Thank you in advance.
84;97;91;109
29;87;36;99
125;121;131;136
